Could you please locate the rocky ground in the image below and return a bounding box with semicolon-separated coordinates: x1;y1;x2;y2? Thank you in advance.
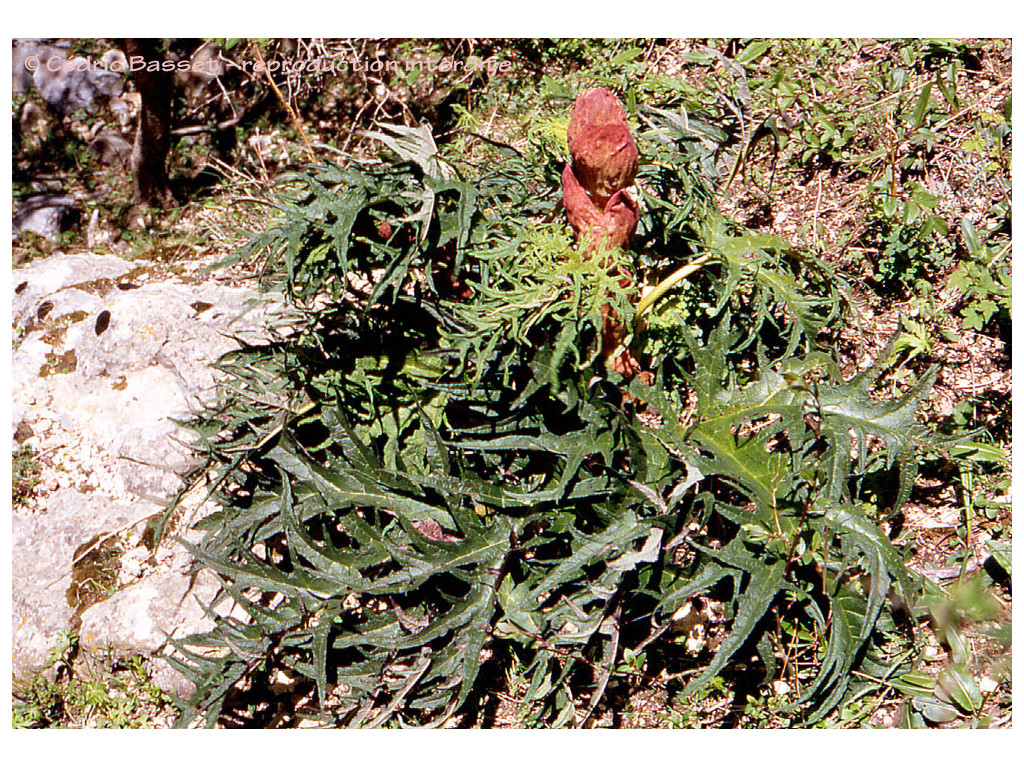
11;246;287;698
11;38;1010;728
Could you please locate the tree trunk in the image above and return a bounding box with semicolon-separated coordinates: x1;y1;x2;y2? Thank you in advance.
121;39;176;210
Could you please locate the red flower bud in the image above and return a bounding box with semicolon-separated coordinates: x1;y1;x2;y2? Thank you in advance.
561;88;642;375
562;163;637;251
567;88;638;207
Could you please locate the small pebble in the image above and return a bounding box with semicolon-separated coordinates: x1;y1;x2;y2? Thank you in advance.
980;676;1000;694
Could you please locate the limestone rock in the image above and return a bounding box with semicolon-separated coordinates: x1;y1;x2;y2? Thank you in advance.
13;39;65;93
12;252;283;496
78;568;222;657
12;251;134;325
11;250;286;689
88;127;132;170
13;39;125;115
12;489;156;678
78;567;239;700
13;195;81;239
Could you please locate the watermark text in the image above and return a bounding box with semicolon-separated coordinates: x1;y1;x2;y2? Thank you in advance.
22;54;513;77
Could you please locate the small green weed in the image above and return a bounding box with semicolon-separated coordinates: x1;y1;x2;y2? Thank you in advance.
13;630;179;728
13;445;43;506
949;216;1011;334
900;576;1010;728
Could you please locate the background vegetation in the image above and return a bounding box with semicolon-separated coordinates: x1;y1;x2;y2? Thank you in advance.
12;38;1010;729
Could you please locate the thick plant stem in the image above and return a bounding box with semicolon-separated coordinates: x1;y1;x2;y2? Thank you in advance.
635;254;712;318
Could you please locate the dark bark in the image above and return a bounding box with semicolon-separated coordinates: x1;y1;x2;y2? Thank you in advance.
121;39;176;209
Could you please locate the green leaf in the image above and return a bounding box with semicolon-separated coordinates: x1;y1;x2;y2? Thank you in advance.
913;694;960;723
893;670;937;698
735;39;772;65
657;561;738;616
936;664;984;714
824;504;912;640
683;560;785;696
453;566;504;708
961;217;983;257
987;539;1011;576
910;184;939;208
526;505;645;603
610;46;644;66
950;440;1006;463
911;81;933;128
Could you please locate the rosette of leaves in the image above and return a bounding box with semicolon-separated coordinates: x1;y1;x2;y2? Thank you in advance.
168;117;951;728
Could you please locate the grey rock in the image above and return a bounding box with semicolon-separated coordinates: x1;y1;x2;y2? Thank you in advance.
101;49;128;73
18;101;52;153
88;127;132;169
149;658;199;700
78;568;222;657
13;194;81;238
12;489;157;678
28;45;124;115
13;39;65;93
108;94;138;129
27;179;66;194
12;251;287;689
14;274;279;495
12;250;133;328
